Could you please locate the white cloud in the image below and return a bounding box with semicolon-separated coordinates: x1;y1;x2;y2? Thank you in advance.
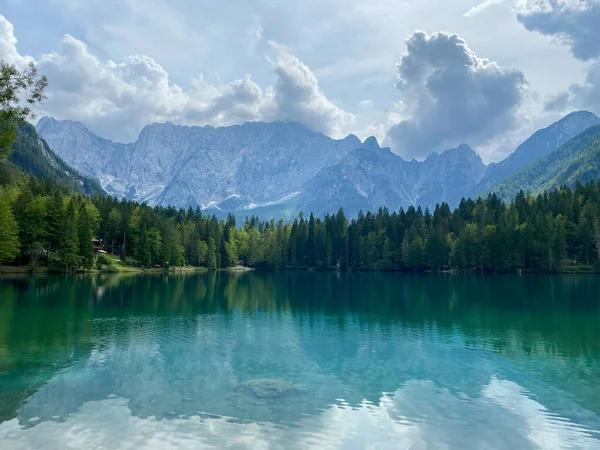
544;62;600;115
386;31;528;159
360;122;387;144
517;0;600;61
464;0;508;17
245;19;264;55
515;1;600;118
34;33;260;142
263;42;356;138
0;14;31;67
0;15;354;142
358;99;374;109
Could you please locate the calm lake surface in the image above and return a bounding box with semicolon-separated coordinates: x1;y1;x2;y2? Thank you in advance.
1;272;600;449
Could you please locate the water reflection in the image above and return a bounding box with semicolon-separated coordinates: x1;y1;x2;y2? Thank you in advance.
1;272;600;448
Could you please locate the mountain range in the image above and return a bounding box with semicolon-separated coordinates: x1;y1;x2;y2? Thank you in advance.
34;110;600;218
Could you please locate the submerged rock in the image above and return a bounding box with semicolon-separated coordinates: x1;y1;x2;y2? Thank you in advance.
240;379;300;399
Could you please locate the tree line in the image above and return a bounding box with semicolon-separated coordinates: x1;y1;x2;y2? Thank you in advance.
2;168;600;272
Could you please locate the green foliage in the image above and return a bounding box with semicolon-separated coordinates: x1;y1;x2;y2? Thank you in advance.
96;253;117;272
56;199;79;271
491;126;600;201
6;122;104;195
14;189;48;265
0;193;20;263
1;61;47;158
135;224;152;267
224;233;238;266
78;204;95;270
207;238;217;270
5;151;600;274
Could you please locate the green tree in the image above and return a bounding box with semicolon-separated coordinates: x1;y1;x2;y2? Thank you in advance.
148;227;162;266
1;61;48;158
15;192;48;265
426;227;449;271
135;224;152;267
46;190;64;250
197;240;209;266
550;214;568;271
105;207;122;254
207;237;217;270
78;204;95;270
224;233;238;267
0;195;20;263
56;199;79;271
161;221;184;267
246;227;261;266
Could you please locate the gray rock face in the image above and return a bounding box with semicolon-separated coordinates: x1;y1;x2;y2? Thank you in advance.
36;111;600;218
297;144;486;217
37;118;362;209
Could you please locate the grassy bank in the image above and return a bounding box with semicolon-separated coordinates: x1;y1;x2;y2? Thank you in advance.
0;253;210;275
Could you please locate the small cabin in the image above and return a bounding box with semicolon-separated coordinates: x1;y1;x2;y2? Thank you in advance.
92;238;107;255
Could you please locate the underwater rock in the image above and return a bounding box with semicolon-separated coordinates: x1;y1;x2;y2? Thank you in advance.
240;379;300;399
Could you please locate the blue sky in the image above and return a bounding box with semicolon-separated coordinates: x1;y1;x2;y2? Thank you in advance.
1;0;599;162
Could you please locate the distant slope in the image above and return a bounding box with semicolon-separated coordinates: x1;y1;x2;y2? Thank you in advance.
296;144;485;217
6;122;105;196
490;125;600;200
472;111;600;196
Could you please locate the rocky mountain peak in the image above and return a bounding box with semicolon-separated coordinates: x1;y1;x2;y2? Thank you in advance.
362;136;381;151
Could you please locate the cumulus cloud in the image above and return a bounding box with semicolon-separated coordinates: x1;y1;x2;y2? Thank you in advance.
386;31;527;159
516;0;600;61
263;42;355;137
515;1;600;116
32;33;263;142
0;14;32;67
0;15;353;142
544;62;600;113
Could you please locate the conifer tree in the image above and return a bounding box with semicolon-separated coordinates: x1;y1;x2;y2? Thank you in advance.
207;237;217;270
0;195;20;264
57;199;79;271
78;204;95;270
136;224;151;267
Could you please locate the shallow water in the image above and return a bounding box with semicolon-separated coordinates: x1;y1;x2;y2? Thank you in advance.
1;272;599;449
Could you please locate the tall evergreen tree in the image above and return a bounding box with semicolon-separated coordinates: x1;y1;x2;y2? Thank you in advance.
78;204;95;270
0;195;20;263
136;224;152;267
56;199;79;271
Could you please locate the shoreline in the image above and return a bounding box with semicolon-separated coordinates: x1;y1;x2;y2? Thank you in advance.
0;265;209;275
2;265;598;275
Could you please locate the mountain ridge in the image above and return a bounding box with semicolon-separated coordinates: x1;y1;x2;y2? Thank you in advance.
3;122;105;196
469;110;600;197
490;124;600;200
36;111;600;218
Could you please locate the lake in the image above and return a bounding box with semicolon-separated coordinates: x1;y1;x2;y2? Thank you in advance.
0;272;599;449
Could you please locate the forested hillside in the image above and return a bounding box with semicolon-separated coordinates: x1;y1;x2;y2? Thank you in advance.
491;125;600;201
4;122;105;196
2;164;600;273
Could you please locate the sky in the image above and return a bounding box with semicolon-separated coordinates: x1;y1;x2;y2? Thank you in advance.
1;0;599;163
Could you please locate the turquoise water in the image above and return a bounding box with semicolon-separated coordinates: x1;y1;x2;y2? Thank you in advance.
1;272;600;449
